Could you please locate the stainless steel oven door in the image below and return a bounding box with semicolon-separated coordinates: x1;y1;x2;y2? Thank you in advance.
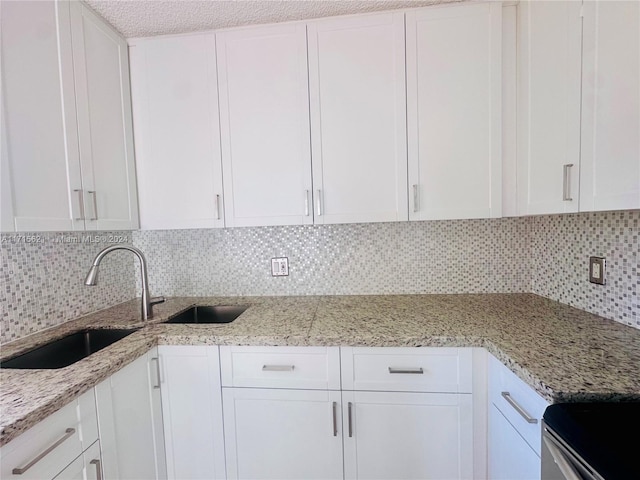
541;420;605;480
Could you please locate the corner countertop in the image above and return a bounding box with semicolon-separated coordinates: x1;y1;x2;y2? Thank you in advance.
1;293;639;446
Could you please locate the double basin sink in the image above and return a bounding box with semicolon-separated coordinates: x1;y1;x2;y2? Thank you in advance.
0;305;248;370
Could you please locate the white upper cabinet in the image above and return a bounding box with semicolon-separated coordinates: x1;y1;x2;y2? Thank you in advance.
1;0;138;232
70;1;139;230
129;33;225;230
1;0;83;232
217;23;313;227
307;12;408;224
516;1;583;215
407;3;503;220
580;0;640;211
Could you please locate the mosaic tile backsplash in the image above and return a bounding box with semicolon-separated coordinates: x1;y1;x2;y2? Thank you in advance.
1;232;136;343
1;210;638;343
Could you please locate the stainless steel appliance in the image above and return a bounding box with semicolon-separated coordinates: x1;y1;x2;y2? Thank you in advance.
541;403;640;480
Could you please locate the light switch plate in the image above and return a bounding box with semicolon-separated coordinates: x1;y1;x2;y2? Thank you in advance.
271;257;289;276
589;256;606;285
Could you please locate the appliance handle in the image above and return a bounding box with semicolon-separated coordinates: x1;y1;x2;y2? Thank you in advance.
543;435;592;480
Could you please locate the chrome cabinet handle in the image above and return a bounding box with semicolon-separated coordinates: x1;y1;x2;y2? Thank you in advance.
304;190;310;216
12;428;76;474
215;194;221;220
73;189;85;220
151;357;162;388
90;458;103;480
412;184;419;212
316;189;322;216
563;164;574;201
501;392;538;424
388;367;424;374
348;402;353;437
262;365;295;372
332;402;338;436
88;190;98;220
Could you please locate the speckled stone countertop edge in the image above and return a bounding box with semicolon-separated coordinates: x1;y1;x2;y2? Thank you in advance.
2;293;639;447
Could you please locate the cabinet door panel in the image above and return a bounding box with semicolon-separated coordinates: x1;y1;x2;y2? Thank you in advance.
0;0;83;231
217;24;312;227
223;388;343;480
580;0;640;211
83;442;103;480
407;3;502;220
488;405;540;480
70;2;139;230
159;346;225;480
343;391;474;480
129;33;225;230
95;351;165;480
517;1;582;215
308;12;407;224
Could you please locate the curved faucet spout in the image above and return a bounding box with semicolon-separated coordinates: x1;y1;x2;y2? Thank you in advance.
84;245;164;321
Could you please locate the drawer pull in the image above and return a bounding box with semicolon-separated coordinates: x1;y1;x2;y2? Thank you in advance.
388;367;424;374
501;391;538;424
262;365;295;372
12;428;76;475
90;458;103;480
152;357;162;389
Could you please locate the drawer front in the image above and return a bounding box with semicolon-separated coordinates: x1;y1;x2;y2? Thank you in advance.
489;354;549;456
342;347;473;393
220;346;341;390
0;400;83;480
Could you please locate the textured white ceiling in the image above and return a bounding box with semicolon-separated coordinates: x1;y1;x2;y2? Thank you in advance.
84;0;462;38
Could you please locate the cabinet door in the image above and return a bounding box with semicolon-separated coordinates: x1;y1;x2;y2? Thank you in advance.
517;1;583;215
343;391;473;480
129;33;225;230
407;3;502;220
308;12;408;224
580;0;640;211
223;388;343;480
0;0;84;232
488;405;540;480
159;346;226;480
95;350;166;480
83;442;103;480
70;1;139;230
217;23;313;227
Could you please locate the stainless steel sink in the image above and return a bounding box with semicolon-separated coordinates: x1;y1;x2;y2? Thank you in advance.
164;305;248;324
0;328;139;369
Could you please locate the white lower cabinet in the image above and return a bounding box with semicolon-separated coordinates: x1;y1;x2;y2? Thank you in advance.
0;390;98;480
222;388;344;480
488;405;540;480
158;346;226;480
487;354;549;480
54;441;102;480
342;347;476;480
343;391;473;480
219;346;478;480
95;347;167;480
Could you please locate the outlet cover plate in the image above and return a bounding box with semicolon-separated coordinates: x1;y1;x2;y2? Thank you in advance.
589;256;606;285
271;257;289;277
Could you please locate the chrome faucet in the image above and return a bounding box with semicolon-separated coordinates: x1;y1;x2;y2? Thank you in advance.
84;245;165;321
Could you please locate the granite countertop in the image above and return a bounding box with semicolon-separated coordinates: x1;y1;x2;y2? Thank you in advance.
1;293;639;446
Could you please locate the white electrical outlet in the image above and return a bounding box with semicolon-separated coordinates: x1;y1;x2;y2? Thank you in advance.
589;256;606;285
271;257;289;276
